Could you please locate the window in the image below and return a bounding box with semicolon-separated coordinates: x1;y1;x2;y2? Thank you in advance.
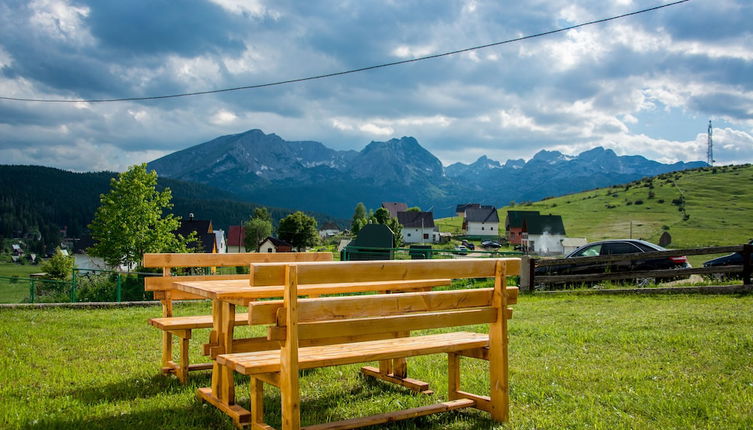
267;248;273;253
423;233;429;239
491;227;494;231
601;242;642;255
481;227;485;231
407;233;411;237
572;245;601;257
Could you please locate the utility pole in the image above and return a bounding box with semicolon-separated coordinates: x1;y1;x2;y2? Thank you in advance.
707;120;714;166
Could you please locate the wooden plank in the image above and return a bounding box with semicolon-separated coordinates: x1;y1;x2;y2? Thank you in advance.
251;289;493;325
197;387;251;426
150;313;250;330
178;337;189;384
535;245;742;267
280;265;301;430
250;377;265;428
455;390;492;413
219;301;236;404
218;332;489;375
537;265;743;284
176;279;452;303
145;274;250;292
301;399;475;430
457;347;489;361
252;258;521;286
268;308;498;341
359;366;431;393
143;251;333;268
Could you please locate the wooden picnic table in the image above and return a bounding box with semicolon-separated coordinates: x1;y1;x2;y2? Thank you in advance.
173;277;451;425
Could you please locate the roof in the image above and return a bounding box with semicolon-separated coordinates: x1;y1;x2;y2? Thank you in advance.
397;211;435;228
175;219;213;238
464;206;499;223
227;225;245;247
259;236;293;248
320;221;340;231
505;210;540;229
381;202;408;218
456;203;480;213
523;214;566;235
562;237;588;247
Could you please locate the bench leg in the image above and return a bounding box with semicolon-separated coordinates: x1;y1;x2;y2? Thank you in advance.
448;352;460;400
161;331;173;373
178;335;190;384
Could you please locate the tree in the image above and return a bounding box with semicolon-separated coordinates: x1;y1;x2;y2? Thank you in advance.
278;211;319;251
406;206;421;212
351;202;368;234
372;207;391;224
87;164;189;269
244;217;272;251
368;207;403;247
41;247;74;280
253;207;272;223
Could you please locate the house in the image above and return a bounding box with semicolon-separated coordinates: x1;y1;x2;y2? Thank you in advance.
397;211;438;244
462;206;499;238
227;225;246;252
521;214;567;255
381;202;408;219
455;203;481;217
258;236;294;253
214;230;227;254
562;237;588;255
505;210;540;245
319;221;341;239
175;215;217;253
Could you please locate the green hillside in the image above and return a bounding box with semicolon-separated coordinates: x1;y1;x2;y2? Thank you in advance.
437;164;753;249
500;164;753;248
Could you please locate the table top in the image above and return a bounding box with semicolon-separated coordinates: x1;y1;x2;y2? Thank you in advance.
173;278;452;305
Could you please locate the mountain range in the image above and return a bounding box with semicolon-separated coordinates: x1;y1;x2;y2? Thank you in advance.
148;129;707;218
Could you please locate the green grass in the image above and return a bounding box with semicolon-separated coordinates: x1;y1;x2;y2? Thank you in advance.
0;260;41;277
1;294;752;429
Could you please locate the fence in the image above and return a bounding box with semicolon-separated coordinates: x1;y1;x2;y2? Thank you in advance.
0;269;161;304
520;244;752;292
341;245;522;261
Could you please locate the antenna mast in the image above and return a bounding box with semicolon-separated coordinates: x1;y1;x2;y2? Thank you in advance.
707;120;714;166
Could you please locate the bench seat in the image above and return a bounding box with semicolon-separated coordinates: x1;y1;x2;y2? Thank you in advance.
218;332;489;375
149;313;250;331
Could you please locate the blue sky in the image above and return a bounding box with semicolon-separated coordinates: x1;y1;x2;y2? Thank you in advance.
0;0;751;171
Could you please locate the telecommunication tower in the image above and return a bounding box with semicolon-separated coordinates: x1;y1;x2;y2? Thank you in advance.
707;120;714;166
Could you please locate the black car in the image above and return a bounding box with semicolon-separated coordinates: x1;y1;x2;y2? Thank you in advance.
461;240;475;250
702;240;752;280
535;239;690;286
481;240;501;249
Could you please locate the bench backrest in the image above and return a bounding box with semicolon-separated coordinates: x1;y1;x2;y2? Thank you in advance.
143;252;333;301
249;258;519;343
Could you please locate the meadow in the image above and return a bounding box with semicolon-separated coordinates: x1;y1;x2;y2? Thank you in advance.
1;293;751;429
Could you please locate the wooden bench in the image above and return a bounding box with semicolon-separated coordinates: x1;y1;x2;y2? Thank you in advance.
143;252;333;383
214;258;519;429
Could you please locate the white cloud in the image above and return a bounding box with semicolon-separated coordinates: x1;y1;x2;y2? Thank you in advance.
29;0;93;45
210;109;237;125
360;123;394;136
207;0;277;18
392;44;435;59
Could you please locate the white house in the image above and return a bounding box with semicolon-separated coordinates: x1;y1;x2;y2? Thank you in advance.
562;237;588;255
258;237;294;253
397;211;438;244
463;206;499;238
521;214;567;255
318;221;341;239
213;230;227;254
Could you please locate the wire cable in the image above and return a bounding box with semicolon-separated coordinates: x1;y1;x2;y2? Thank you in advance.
0;0;690;103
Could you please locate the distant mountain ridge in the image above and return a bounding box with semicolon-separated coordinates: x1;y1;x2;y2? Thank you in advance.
148;129;707;218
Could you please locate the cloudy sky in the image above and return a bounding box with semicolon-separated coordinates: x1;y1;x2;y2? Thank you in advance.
0;0;751;172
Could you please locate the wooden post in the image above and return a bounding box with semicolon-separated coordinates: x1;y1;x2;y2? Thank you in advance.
743;243;752;286
519;256;531;293
280;265;301;430
447;352;460;401
220;301;236;404
250;377;265;427
488;261;509;422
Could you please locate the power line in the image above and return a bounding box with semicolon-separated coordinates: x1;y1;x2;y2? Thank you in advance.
0;0;690;104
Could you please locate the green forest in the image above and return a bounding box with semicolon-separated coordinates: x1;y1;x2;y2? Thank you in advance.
0;165;341;253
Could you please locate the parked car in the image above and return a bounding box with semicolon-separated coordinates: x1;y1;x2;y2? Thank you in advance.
702;240;753;280
481;240;501;249
461;240;475;250
535;239;690;287
454;246;469;255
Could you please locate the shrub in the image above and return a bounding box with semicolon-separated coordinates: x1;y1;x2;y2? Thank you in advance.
634;200;644;205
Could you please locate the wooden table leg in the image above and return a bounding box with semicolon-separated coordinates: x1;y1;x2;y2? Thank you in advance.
220;301;236;404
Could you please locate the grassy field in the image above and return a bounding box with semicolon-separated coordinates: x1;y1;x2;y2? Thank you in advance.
1;294;751;429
